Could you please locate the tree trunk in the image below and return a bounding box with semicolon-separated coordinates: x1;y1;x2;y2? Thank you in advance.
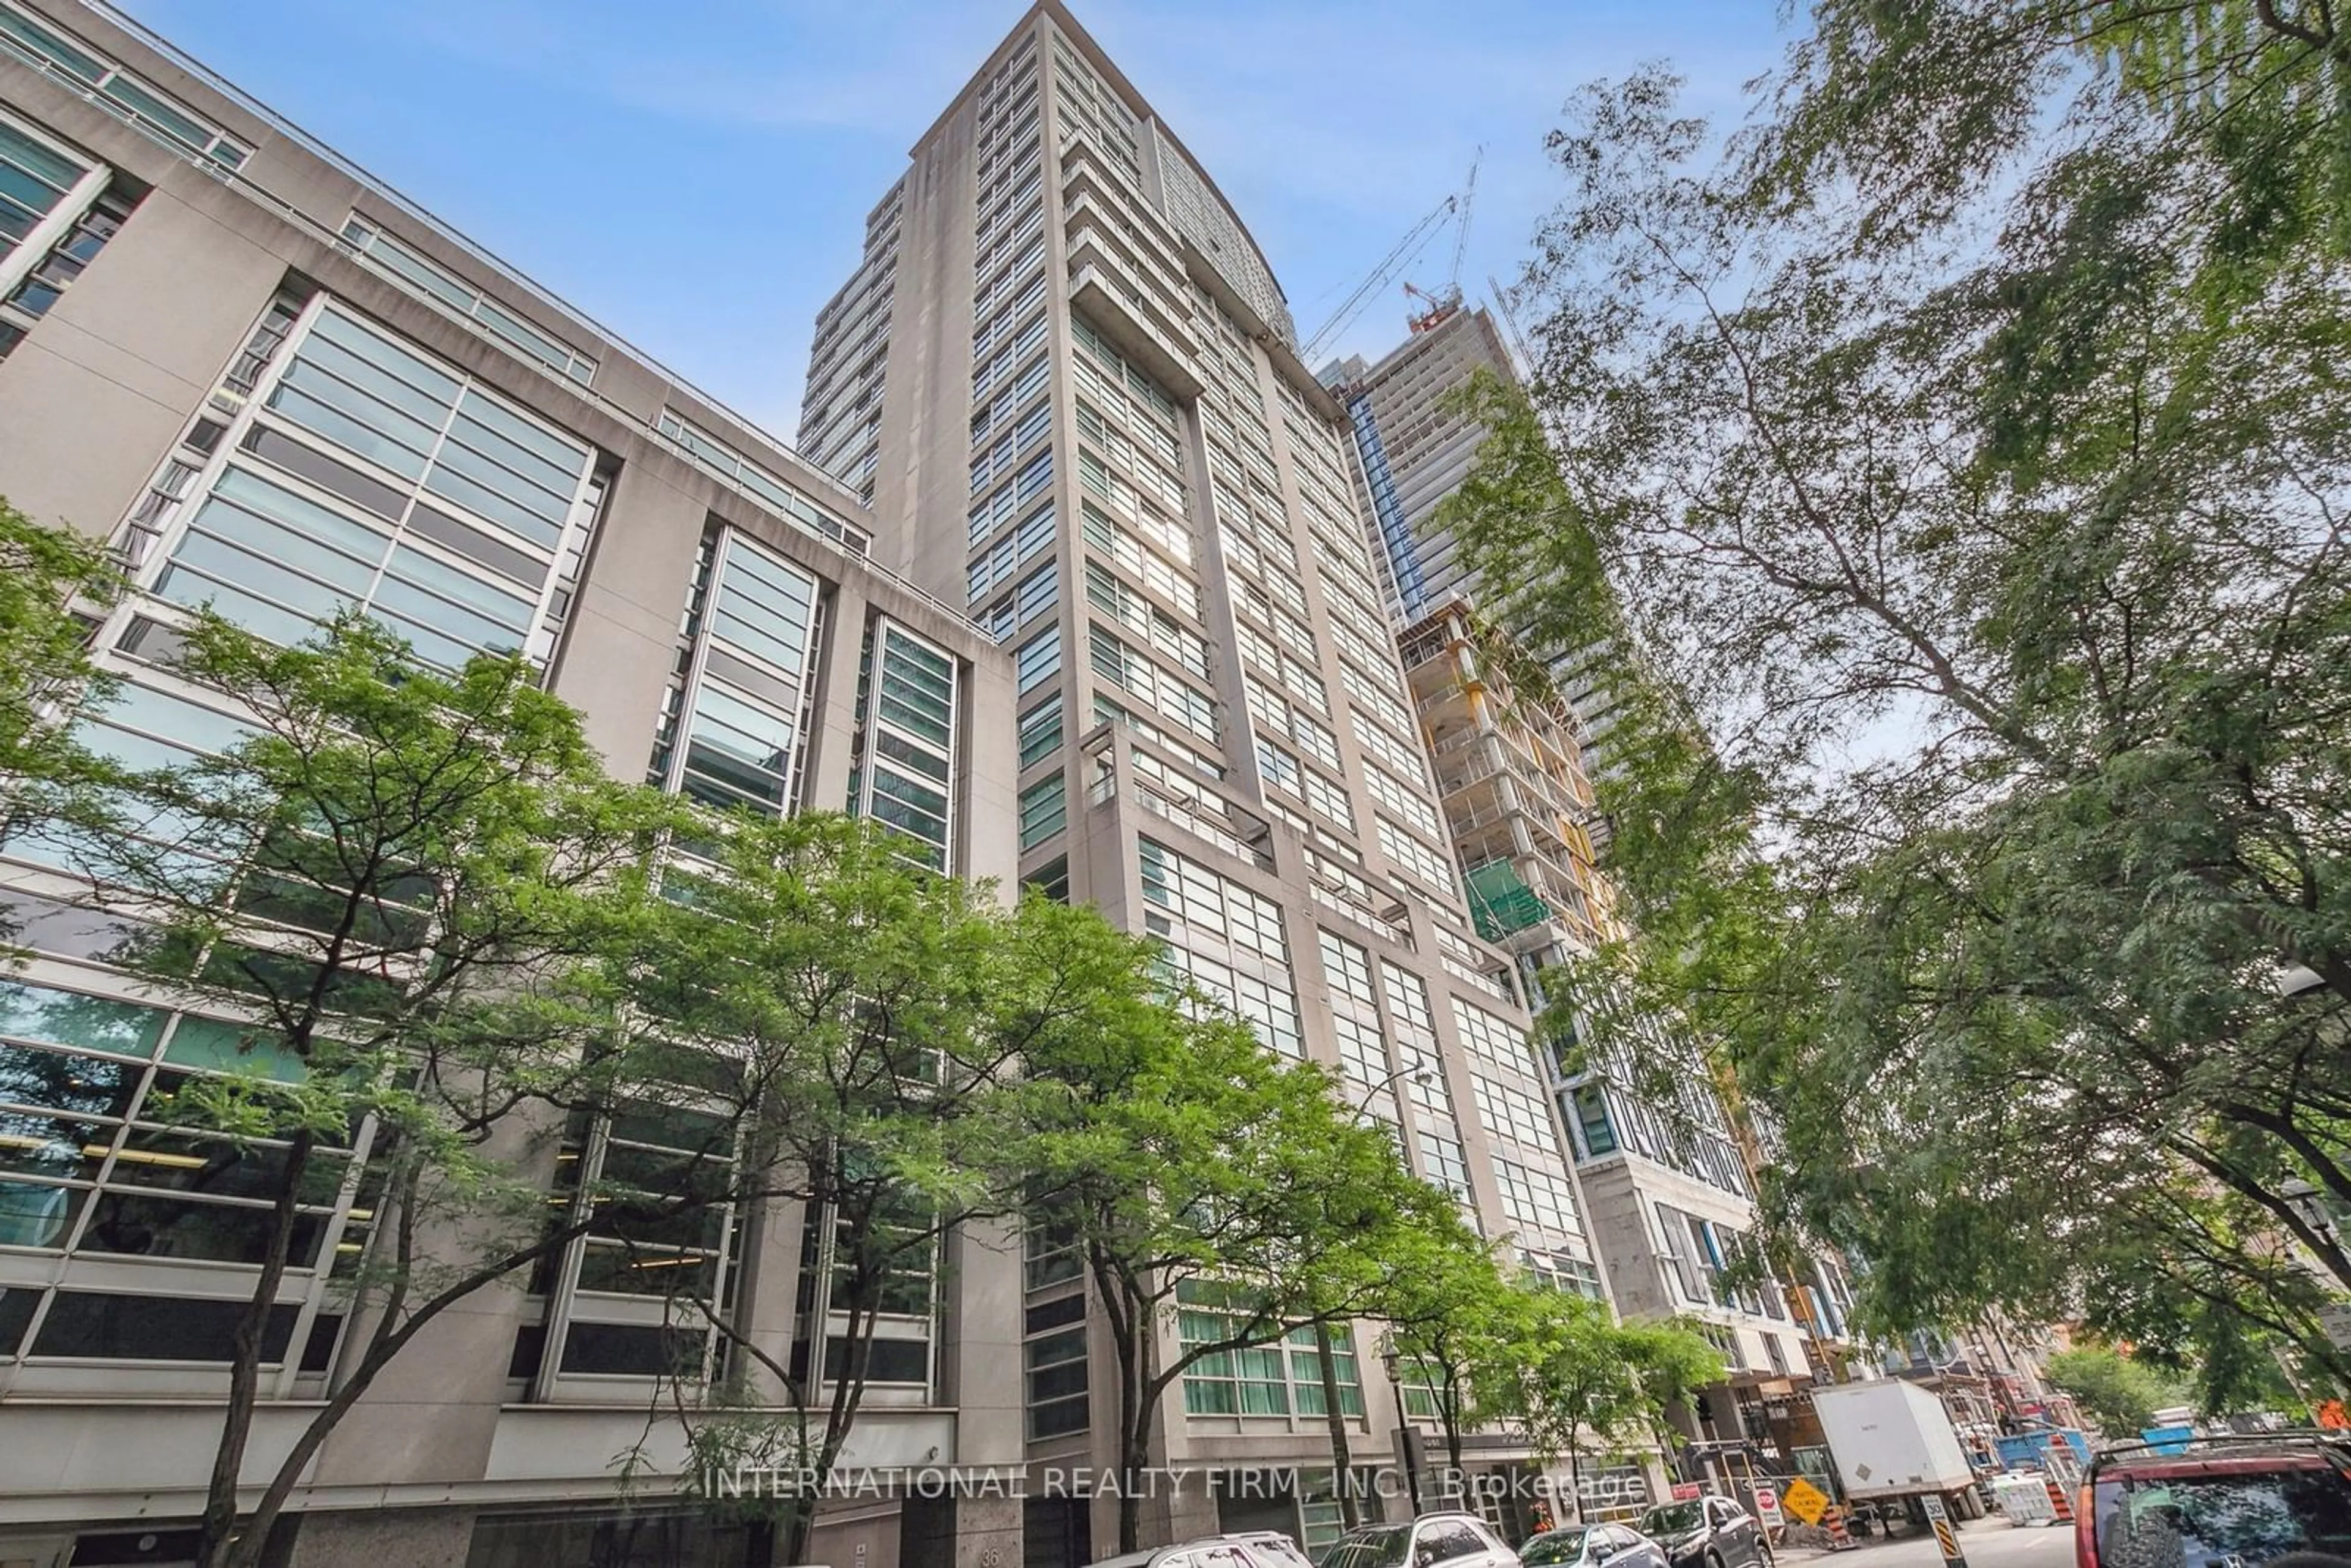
778;1493;820;1568
198;1125;317;1568
1120;1419;1152;1554
1442;1370;1467;1483
209;1215;602;1567
1566;1432;1584;1525
778;1273;885;1568
1317;1321;1360;1526
1093;1258;1150;1555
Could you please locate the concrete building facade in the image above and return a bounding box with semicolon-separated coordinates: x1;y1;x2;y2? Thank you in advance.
0;2;1022;1564
1332;317;1864;1476
0;0;1652;1564
1323;307;1516;626
1326;307;1640;789
797;4;1618;1558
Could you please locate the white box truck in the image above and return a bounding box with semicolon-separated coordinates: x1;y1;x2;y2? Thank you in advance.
1812;1380;1979;1502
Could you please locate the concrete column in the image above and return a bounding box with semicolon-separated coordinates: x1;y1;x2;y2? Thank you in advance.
0;161;274;542
552;460;707;782
276;1506;476;1568
306;1101;564;1496
803;582;875;819
961;643;1022;895
732;1192;813;1406
1639;1453;1674;1507
809;1504;905;1568
942;1216;1027;1470
1125;1485;1221;1556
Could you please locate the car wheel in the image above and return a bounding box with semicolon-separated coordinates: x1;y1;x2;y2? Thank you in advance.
1755;1544;1774;1568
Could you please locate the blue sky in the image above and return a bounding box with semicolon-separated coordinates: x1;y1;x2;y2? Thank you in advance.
115;0;1790;451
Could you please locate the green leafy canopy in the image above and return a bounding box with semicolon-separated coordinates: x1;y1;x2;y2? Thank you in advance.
1444;0;2351;1392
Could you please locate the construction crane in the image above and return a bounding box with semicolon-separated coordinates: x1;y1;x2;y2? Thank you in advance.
1450;152;1480;288
1402;280;1457;331
1488;272;1537;374
1300;193;1456;366
1404;149;1481;335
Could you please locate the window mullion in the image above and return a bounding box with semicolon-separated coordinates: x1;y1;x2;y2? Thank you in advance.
266;1110;377;1400
530;1115;610;1403
666;535;732;801
0;132;102;301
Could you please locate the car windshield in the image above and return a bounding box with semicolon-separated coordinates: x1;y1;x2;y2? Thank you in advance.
1322;1529;1412;1568
1520;1530;1589;1565
1643;1504;1704;1537
2094;1469;2351;1568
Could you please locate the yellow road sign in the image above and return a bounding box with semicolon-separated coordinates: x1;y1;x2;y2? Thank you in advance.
1782;1477;1830;1527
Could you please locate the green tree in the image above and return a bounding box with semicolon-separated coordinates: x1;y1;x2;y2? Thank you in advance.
0;498;118;858
1442;15;2351;1386
1618;1318;1728;1469
1377;1220;1520;1483
1485;1294;1722;1512
1005;945;1464;1553
1753;1;2351;273
2044;1345;2182;1434
618;823;1097;1566
42;615;684;1568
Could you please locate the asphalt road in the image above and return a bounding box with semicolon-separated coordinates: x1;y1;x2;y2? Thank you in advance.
1781;1518;2076;1568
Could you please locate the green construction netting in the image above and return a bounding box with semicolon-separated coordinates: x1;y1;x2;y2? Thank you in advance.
1464;860;1548;940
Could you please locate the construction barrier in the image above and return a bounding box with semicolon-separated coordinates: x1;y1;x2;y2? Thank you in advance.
1821;1506;1856;1551
1990;1473;2057;1526
2042;1474;2075;1526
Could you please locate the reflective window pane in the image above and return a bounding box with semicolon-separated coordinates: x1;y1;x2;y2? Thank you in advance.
31;1291;299;1362
0;1180;86;1249
105;1130;316;1203
0;1286;33;1354
152;302;597;670
574;1242;716;1298
80;1191;325;1267
0;1108;113;1180
157;1015;302;1082
559;1321;706;1376
0;984;165;1061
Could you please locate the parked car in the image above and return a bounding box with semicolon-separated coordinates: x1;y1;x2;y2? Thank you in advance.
1233;1532;1320;1568
2076;1432;2351;1568
1518;1523;1671;1568
1318;1512;1520;1568
1635;1498;1771;1568
1090;1532;1318;1568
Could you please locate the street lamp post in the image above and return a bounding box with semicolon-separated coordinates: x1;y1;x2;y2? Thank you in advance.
1381;1338;1427;1517
1351;1064;1434;1121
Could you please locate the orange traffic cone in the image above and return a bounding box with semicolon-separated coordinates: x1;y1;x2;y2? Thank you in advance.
1823;1507;1856;1551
